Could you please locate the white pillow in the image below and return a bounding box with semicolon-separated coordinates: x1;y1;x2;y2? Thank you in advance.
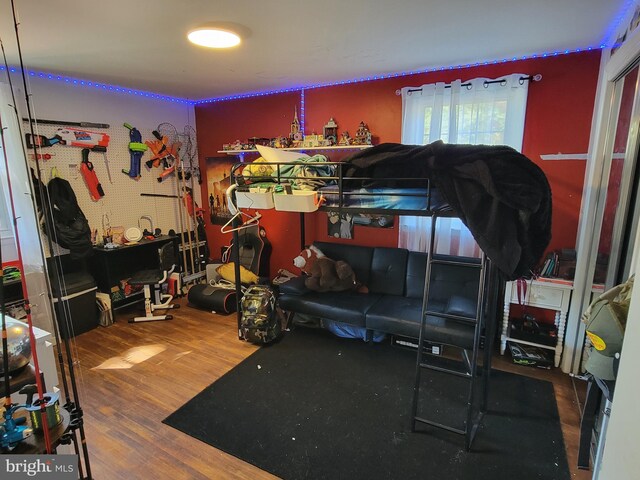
256;144;310;163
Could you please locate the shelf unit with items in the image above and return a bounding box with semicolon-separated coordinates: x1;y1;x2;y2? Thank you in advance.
217;145;372;154
500;278;573;367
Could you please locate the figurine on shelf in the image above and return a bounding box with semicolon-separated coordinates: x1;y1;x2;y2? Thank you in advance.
338;131;352;146
354;121;372;145
272;136;292;149
303;134;323;148
323;117;338;146
290;106;303;146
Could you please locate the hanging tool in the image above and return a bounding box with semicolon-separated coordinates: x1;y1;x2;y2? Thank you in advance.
123;123;148;179
22;117;110;129
80;148;105;200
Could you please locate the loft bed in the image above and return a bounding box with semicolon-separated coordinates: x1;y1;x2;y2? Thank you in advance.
227;141;551;277
225;141;552;449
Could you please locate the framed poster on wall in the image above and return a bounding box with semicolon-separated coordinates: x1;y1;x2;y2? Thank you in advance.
206;156;236;225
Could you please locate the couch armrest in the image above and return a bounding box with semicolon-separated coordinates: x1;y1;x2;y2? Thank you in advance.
278;275;310;295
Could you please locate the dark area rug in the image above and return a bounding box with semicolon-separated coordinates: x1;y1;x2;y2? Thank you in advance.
164;328;570;480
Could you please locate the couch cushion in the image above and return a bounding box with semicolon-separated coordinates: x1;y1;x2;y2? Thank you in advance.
406;252;481;304
406;252;427;298
314;242;373;287
279;291;382;327
369;247;408;295
365;296;476;349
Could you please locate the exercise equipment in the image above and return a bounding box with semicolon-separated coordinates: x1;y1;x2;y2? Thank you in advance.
188;283;236;314
128;242;180;322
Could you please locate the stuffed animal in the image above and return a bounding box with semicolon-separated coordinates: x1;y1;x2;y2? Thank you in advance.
293;245;359;292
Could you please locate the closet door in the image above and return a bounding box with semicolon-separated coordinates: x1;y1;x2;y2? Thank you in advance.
596;63;640;290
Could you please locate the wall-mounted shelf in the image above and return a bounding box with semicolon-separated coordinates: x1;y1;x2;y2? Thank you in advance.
217;145;372;155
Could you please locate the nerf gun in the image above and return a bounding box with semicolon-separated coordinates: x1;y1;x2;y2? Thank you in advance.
80;148;105;200
123;123;148;179
55;127;110;148
26;127;110;149
146;131;180;182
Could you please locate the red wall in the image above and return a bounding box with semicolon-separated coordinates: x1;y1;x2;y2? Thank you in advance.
195;51;601;277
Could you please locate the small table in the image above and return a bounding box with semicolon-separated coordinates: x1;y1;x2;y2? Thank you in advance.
500;279;573;367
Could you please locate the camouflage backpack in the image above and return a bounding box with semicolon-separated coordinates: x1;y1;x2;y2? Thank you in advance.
240;285;281;344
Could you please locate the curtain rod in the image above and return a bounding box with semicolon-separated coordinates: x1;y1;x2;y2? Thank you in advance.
395;74;542;96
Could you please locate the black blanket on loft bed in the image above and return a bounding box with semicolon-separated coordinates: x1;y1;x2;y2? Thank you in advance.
341;141;552;280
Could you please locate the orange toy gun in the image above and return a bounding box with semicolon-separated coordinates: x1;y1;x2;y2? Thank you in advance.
80;148;105;200
146;131;181;182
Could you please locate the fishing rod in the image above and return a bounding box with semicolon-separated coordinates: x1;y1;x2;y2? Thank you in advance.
185;126;204;275
7;1;91;474
178;156;196;278
0;114;52;453
0;37;85;467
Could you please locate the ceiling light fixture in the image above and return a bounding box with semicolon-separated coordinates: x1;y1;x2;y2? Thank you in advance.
187;26;241;48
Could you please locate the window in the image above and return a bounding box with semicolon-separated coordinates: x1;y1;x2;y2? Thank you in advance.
399;74;530;256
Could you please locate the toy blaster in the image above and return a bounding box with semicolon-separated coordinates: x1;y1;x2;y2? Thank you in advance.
25;133;62;148
80;148;105;200
55;127;110;148
146;131;180;182
123;123;148;179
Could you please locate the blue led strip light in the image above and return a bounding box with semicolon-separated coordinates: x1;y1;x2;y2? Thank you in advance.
300;89;305;135
194;45;608;104
0;66;195;105
0;41;623;106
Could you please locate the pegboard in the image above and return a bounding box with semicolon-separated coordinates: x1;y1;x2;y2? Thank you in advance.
25;121;202;256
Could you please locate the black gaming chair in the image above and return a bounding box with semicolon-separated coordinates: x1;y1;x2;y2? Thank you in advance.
128;242;180;322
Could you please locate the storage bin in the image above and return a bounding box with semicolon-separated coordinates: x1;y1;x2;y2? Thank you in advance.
273;190;320;212
236;189;275;209
49;271;98;339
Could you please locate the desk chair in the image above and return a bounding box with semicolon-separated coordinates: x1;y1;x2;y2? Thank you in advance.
128;242;179;323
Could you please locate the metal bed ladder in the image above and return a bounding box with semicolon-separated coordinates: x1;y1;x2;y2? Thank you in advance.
410;212;493;451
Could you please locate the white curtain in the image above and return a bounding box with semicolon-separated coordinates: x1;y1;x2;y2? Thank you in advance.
399;73;529;257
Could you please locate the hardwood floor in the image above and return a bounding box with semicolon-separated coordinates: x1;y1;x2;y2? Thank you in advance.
57;298;591;479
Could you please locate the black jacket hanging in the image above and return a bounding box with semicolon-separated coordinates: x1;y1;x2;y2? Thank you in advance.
32;170;93;260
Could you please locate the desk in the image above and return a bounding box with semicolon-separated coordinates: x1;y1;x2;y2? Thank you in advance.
500;279;573;367
89;236;176;310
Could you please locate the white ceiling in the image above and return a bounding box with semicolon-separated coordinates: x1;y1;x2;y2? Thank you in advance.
0;0;630;101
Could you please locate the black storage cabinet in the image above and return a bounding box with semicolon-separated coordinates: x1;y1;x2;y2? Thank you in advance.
50;271;99;339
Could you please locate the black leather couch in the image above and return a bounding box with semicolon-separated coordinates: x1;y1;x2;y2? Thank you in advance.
278;241;485;347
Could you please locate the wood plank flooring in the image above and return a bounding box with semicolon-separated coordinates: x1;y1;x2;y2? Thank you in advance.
57;298;591;479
